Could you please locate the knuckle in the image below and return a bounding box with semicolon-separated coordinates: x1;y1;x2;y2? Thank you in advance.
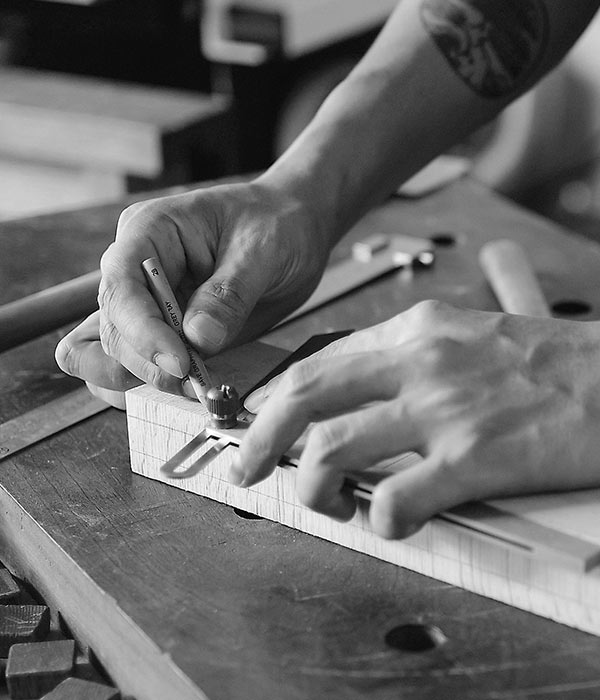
420;335;463;374
425;334;457;359
118;201;178;247
99;242;123;278
306;421;347;462
202;277;249;317
116;201;150;232
408;299;448;327
97;272;131;325
54;336;79;378
97;278;116;314
99;317;122;359
281;360;322;401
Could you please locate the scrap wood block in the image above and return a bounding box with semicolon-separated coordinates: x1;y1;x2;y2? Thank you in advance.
40;677;119;700
0;569;21;604
127;339;600;637
6;639;75;699
0;68;231;178
0;606;50;656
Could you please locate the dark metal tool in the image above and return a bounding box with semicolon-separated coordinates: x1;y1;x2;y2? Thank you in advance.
276;233;434;326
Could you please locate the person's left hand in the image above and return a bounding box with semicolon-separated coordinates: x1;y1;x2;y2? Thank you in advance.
231;300;600;538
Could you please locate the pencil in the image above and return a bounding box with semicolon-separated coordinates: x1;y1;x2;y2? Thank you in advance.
142;257;213;402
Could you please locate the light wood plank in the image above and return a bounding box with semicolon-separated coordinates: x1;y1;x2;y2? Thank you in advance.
127;340;600;635
0;68;230;176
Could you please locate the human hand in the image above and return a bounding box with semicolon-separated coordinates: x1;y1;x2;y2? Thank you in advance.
55;179;330;406
232;301;600;538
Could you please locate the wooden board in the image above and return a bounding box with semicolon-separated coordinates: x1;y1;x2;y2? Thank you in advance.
0;68;230;176
6;640;75;699
127;340;600;635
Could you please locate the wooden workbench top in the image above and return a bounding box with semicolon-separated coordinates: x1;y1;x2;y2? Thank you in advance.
2;180;600;700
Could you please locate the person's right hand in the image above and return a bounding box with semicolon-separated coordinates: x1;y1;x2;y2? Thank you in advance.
55;179;331;406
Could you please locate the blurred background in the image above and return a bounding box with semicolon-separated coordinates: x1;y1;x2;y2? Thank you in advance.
1;0;600;241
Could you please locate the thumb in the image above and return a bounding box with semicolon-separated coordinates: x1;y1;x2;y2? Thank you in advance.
369;456;465;539
183;262;267;356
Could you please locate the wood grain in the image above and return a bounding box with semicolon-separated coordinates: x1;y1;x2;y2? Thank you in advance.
2;181;600;700
127;341;600;633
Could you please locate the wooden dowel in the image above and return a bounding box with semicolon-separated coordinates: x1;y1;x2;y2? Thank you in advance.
479;239;551;317
0;270;101;353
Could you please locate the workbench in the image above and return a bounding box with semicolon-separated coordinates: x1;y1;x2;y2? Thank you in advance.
2;180;600;700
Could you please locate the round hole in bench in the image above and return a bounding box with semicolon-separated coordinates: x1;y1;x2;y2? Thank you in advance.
551;299;591;316
233;507;264;520
384;623;447;652
430;232;457;247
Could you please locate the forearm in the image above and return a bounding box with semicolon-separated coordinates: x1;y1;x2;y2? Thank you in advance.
259;0;599;247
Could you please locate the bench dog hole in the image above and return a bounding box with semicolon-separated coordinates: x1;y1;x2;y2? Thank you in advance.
233;507;264;520
551;299;591;316
385;623;447;652
430;232;457;247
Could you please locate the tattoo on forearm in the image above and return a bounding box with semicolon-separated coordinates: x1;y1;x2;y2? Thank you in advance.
420;0;548;98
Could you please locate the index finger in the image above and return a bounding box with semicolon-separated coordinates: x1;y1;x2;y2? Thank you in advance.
98;242;193;380
231;350;400;487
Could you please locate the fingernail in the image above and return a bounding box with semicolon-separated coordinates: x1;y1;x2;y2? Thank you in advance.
243;386;266;414
187;313;226;352
154;352;185;379
243;376;282;414
182;378;198;400
228;456;246;486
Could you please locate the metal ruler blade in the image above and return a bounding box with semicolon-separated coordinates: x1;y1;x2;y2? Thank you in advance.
0;387;110;462
276;233;434;327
